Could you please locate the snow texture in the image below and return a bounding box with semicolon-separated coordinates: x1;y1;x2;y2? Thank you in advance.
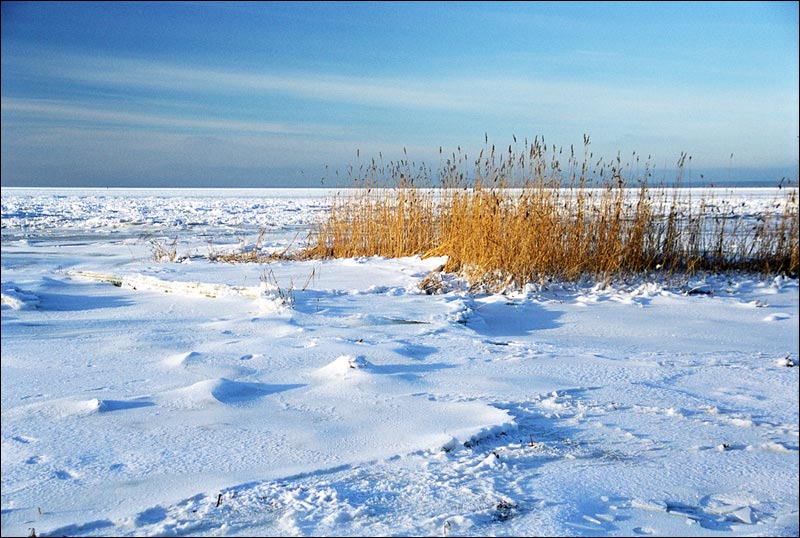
1;187;798;537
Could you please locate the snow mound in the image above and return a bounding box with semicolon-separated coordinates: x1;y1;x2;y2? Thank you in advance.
313;355;373;379
755;441;793;453
46;398;153;417
159;378;279;408
1;284;39;310
255;292;294;313
162;351;203;368
9;397;154;419
59;398;104;416
763;313;791;322
69;271;263;299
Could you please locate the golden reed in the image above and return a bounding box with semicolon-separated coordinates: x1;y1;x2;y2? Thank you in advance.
304;137;798;289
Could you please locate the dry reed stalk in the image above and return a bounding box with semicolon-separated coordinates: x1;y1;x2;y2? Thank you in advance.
303;140;798;289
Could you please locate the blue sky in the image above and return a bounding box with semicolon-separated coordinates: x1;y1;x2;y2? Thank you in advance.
1;1;798;187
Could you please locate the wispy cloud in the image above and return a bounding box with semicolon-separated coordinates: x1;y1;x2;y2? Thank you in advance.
3;49;797;171
31;53;471;111
1;98;341;136
19;50;795;124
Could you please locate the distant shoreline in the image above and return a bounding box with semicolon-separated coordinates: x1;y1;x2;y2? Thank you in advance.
2;185;794;199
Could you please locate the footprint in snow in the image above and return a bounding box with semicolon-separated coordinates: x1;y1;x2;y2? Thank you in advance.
134;505;169;526
54;469;80;480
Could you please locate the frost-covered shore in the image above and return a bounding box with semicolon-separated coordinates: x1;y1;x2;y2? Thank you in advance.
2;188;797;537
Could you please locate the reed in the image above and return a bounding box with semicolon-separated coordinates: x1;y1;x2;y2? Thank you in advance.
303;138;798;290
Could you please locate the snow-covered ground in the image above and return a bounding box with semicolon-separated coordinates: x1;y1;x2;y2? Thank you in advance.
2;188;798;537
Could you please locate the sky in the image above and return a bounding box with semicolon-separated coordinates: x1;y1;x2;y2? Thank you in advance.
1;1;798;188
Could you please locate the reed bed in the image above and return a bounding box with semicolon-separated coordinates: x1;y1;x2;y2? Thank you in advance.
303;138;798;289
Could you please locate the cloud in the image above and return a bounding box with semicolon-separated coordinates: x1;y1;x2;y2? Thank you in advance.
27;53;472;111
17;50;794;126
1;98;340;136
3;48;798;170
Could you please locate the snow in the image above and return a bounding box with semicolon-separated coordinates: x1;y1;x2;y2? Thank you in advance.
2;187;798;537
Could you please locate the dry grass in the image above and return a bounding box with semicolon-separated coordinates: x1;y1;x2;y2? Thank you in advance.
209;229;302;263
145;234;180;263
210;228;270;263
303;138;799;289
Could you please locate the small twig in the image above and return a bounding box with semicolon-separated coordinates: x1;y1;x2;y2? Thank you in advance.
301;265;318;291
277;230;302;258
